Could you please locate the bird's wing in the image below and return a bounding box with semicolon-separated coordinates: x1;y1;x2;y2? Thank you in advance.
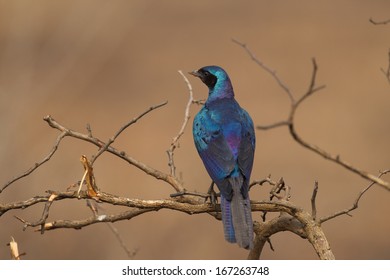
193;109;236;198
237;109;256;198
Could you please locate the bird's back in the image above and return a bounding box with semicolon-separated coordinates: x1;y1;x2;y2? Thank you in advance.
193;97;255;200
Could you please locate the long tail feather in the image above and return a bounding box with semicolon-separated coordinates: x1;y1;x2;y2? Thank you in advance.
229;176;254;249
220;195;236;243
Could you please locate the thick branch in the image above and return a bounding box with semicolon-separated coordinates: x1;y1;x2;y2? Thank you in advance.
6;187;334;259
1;188;296;220
6;165;379;259
249;215;307;259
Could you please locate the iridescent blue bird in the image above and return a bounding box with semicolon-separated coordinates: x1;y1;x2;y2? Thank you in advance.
190;66;255;249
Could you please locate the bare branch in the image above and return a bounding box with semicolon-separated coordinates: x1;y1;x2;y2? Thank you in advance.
249;214;307;259
7;185;334;259
39;208;154;231
368;17;390;83
9;190;211;232
311;181;319;220
90;100;168;165
1;195;49;217
3;155;341;261
167;71;194;176
250;199;334;260
249;177;272;189
380;48;390;83
235;40;390;192
86;200;138;259
42;115;184;193
288;119;390;191
290;61;389;191
105;222;138;259
1;131;67;193
14;193;58;234
294;58;326;108
78;155;99;197
369;17;390;25
170;190;210;200
232;38;295;104
269;177;287;200
320;170;390;223
256;120;289;130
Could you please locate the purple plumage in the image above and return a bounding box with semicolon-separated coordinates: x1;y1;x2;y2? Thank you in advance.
190;66;255;249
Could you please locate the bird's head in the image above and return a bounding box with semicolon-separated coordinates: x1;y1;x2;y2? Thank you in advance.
189;65;234;101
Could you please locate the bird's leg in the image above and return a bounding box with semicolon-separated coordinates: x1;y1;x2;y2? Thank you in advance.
205;181;218;205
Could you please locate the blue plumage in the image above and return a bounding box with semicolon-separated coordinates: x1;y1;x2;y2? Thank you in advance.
190;66;255;249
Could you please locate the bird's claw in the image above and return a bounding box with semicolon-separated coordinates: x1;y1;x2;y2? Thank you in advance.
205;181;218;205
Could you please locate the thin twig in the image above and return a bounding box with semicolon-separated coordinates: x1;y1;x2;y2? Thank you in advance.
166;71;194;176
105;223;138;259
380;48;390;83
249;177;272;189
369;17;390;25
35;208;154;231
86;200;137;259
320;170;390;223
256;120;289;130
14;193;58;234
170;190;211;199
270;177;286;200
232;38;295;104
294;58;326;108
86;123;93;138
1;131;67;193
91;100;168;165
311;181;319;220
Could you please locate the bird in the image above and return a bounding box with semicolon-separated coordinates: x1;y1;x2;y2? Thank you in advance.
189;65;255;249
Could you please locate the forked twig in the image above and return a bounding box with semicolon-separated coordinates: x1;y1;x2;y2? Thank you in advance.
167;71;194;176
234;39;390;192
42;115;184;193
232;38;295;104
91;100;168;165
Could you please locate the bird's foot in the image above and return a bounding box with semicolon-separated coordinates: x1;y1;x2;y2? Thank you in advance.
205;181;218;205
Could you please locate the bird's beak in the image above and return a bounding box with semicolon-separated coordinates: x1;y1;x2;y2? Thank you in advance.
188;70;201;78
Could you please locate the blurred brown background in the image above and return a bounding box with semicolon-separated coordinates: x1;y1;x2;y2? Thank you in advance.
1;0;390;259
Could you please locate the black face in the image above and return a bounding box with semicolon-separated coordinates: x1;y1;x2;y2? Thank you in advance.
197;69;217;89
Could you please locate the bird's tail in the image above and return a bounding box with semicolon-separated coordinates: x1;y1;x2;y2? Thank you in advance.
220;176;253;250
